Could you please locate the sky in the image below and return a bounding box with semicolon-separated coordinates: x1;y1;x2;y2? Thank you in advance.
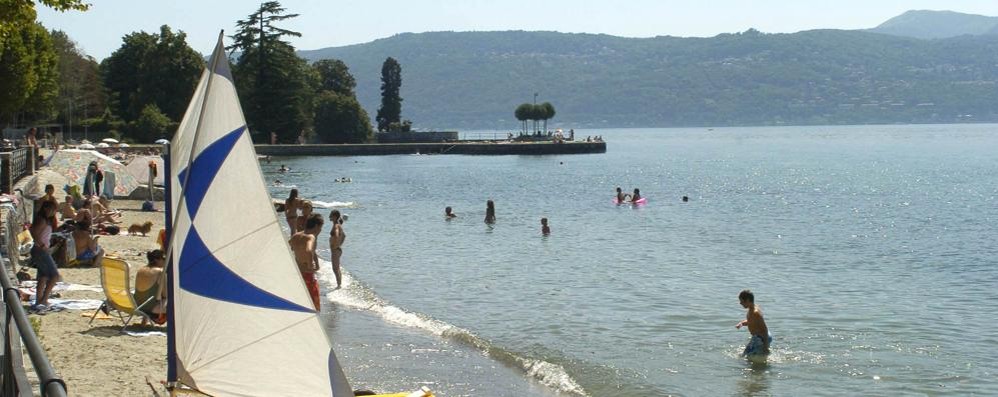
36;0;998;60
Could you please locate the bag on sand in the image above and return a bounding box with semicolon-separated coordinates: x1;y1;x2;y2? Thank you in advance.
142;200;155;212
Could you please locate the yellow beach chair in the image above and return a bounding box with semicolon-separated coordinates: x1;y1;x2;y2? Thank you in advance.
88;257;156;331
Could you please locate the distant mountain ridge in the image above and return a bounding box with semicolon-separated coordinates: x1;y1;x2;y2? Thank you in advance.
298;14;998;130
868;10;998;39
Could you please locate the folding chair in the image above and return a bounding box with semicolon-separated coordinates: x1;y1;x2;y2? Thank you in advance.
88;257;156;331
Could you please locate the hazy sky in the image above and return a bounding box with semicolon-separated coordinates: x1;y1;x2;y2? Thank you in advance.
36;0;998;60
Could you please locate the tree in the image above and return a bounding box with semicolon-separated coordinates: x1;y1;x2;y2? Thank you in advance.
0;0;88;50
100;25;202;126
514;103;531;135
131;103;171;143
313;91;372;143
0;22;59;124
376;57;402;132
51;30;104;134
313;59;355;96
540;102;556;133
229;1;313;143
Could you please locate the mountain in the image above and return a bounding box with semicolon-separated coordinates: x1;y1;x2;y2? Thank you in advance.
299;29;998;130
868;10;998;39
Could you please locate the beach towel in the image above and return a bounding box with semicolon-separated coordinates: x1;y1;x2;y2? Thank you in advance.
102;170;116;199
47;298;103;310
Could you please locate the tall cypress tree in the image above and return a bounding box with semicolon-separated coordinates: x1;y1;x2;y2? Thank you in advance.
375;57;402;132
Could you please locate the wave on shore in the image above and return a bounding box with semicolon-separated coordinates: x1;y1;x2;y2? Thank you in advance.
315;262;589;396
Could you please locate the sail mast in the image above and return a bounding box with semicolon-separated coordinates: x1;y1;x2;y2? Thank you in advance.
165;30;226;385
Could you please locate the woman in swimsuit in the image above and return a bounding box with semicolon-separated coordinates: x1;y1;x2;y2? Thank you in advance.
285;189;301;234
328;210;346;289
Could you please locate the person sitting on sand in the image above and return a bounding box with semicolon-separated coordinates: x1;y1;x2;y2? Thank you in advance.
329;210;346;289
83;197;121;225
285;189;302;234
736;289;772;356
445;207;457;218
58;195;76;220
71;218;104;267
134;249;167;325
485;200;496;224
290;214;323;310
541;218;550;235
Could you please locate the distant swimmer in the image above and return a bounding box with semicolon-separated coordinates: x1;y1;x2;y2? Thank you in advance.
274;179;282;186
682;195;689;202
631;188;642;202
278;164;289;173
541;217;550;235
616;187;627;203
484;200;496;224
445;206;457;218
736;289;772;357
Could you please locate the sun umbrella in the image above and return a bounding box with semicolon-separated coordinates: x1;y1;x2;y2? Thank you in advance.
78;143;95;149
102;138;119;144
96;142;110;148
154;139;170;144
44;149;141;198
118;143;130;147
23;169;71;199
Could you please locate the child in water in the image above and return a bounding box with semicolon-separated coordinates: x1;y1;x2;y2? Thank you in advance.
541;218;550;235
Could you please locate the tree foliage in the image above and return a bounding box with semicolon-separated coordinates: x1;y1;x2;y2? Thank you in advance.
376;57;402;132
51;30;104;130
313;59;356;96
0;0;88;50
131;103;171;143
100;25;203;129
313;91;371;143
229;1;312;143
0;22;58;124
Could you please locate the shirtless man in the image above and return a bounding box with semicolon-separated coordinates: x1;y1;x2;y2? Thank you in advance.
328;210;346;289
615;187;626;203
736;289;772;356
71;218;104;267
290;214;323;310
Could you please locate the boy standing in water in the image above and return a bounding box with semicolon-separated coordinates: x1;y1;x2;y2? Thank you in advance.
736;289;771;356
328;210;346;289
290;214;323;310
541;218;550;235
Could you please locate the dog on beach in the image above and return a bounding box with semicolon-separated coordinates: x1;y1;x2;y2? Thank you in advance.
128;221;154;236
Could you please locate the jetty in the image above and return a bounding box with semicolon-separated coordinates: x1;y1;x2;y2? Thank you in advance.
254;141;606;156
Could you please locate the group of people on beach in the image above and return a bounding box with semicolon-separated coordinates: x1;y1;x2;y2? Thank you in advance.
284;188;346;310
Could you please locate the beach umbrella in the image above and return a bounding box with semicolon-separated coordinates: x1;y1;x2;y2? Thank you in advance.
125;155;164;186
118;143;130;147
96;142;110;148
81;139;91;144
78;143;96;149
155;139;170;144
44;149;141;198
102;138;119;144
23;169;71;199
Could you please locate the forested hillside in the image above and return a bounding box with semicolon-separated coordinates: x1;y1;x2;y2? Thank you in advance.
300;29;998;129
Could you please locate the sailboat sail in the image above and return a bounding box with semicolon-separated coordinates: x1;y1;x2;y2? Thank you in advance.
167;33;353;396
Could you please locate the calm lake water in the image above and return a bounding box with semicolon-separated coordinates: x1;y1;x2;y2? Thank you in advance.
267;124;998;396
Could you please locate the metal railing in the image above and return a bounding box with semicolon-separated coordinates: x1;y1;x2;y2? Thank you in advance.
0;203;67;397
0;148;35;194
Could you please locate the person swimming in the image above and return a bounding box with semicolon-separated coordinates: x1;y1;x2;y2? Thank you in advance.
445;206;457;218
631;188;642;202
616;187;627;203
278;164;290;173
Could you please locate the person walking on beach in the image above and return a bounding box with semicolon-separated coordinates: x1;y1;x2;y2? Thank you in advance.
30;201;59;313
541;218;550;235
290;214;323;310
485;200;496;224
736;289;772;356
285;189;301;234
328;210;346;289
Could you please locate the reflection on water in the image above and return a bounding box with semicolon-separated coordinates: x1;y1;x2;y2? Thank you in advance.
738;361;771;397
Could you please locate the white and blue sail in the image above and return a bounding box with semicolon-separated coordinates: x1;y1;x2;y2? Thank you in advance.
165;33;353;396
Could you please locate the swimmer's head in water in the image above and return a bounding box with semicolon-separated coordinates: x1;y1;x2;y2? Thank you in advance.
541;217;548;225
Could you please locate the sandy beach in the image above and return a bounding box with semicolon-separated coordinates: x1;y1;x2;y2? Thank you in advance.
24;200;167;396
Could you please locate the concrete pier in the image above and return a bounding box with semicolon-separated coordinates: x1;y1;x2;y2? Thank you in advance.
253;141;606;156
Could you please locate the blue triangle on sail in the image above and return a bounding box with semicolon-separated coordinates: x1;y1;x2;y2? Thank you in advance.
179;226;315;313
177;125;246;219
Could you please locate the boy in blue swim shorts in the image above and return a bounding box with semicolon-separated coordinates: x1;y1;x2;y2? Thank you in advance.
736;289;771;356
